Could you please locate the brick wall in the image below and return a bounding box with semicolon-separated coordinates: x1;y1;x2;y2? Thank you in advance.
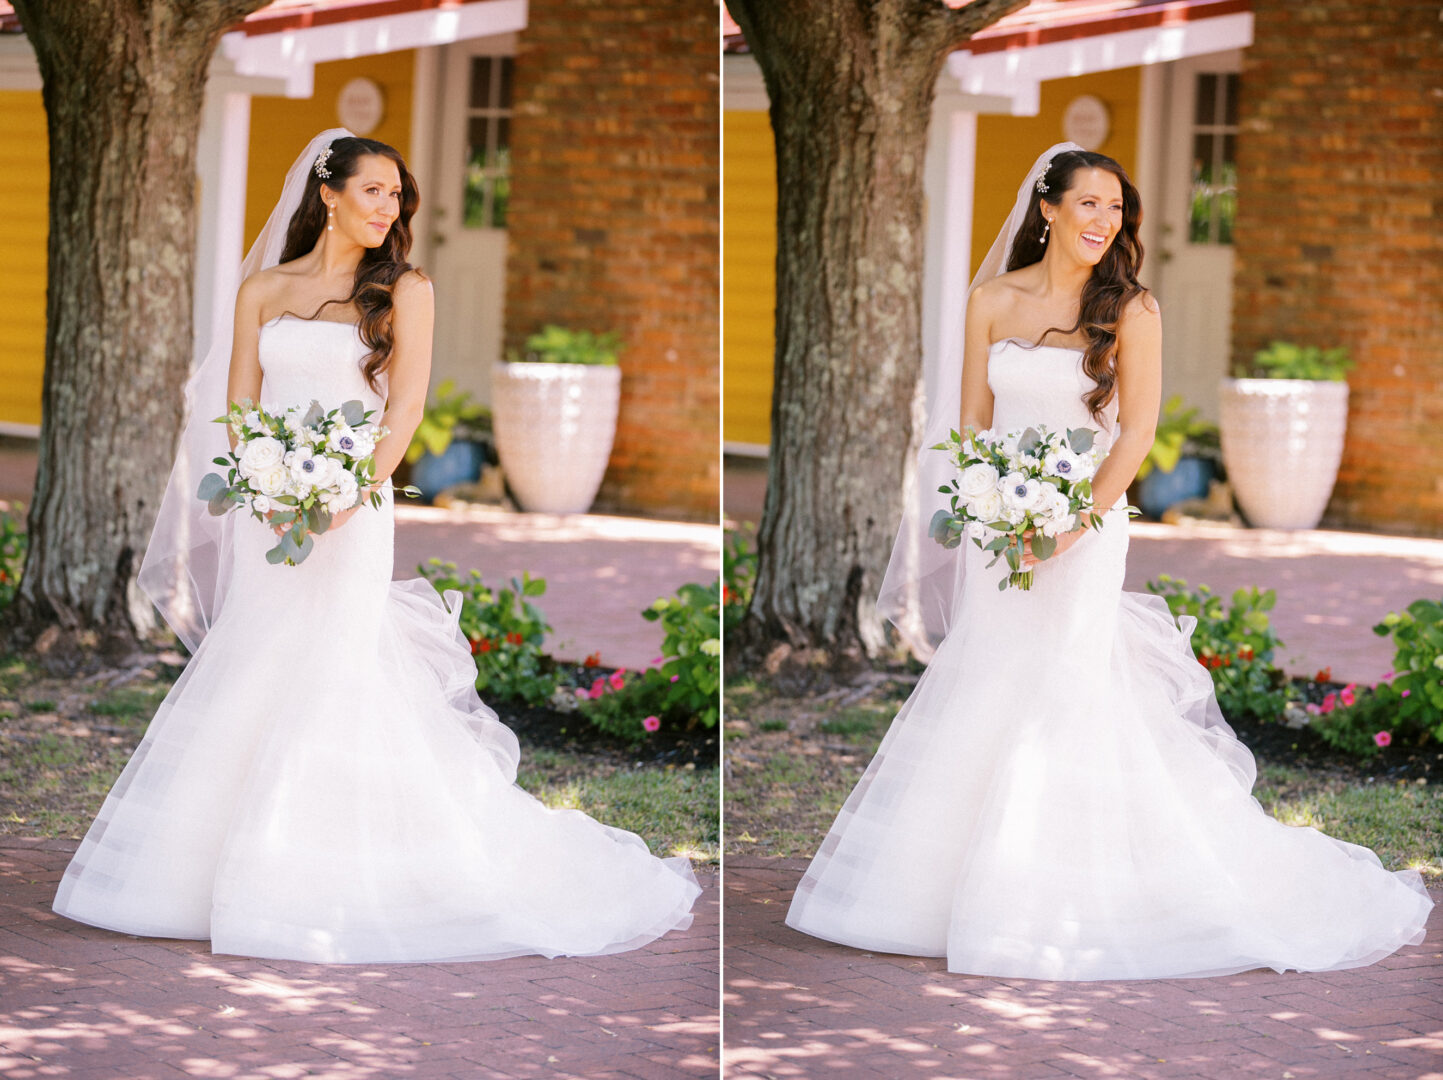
504;0;719;521
1231;0;1443;534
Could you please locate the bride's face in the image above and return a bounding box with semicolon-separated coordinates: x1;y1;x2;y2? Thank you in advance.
1043;167;1124;268
326;155;403;248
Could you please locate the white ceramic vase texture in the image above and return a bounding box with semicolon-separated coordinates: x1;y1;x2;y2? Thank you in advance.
1217;377;1350;530
491;361;622;514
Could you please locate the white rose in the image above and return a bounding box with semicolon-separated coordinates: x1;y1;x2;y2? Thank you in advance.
250;463;289;497
250;494;271;515
1037;487;1076;537
967;488;1003;523
1000;472;1044;514
282;408;304;433
958;462;1001;500
237;436;285;478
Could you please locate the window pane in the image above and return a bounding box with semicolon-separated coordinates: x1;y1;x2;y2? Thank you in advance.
469;57;493;109
464;116;490;228
1223;73;1240;127
1189;133;1215;243
1195;74;1218;126
497;57;514;110
1216;134;1237;244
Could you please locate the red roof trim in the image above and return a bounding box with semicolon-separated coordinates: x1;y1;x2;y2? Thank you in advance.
965;0;1251;55
0;0;493;38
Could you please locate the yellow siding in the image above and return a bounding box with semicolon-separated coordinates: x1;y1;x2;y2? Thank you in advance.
722;109;776;448
0;91;48;429
245;51;416;250
973;66;1142;272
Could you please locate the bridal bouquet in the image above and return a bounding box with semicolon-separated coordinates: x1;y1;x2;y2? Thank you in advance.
929;424;1109;592
197;399;413;566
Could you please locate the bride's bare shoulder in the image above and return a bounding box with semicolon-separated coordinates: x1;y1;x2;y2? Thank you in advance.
971;268;1033;316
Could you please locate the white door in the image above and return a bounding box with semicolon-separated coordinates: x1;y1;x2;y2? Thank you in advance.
1154;50;1242;422
428;35;517;408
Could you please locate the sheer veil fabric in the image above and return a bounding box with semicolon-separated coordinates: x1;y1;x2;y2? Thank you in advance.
54;131;702;964
877;141;1086;658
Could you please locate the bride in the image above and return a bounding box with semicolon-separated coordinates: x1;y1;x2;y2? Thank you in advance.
51;129;701;964
785;142;1433;981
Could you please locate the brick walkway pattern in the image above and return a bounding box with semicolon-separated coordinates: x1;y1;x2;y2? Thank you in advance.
0;840;718;1080
724;857;1443;1080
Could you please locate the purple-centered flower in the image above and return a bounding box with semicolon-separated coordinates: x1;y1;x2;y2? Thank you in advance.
1055;459;1073;474
338;435;355;452
300;458;318;474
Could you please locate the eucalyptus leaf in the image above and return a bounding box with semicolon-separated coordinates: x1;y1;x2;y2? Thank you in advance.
206;490;232;517
1031;532;1057;561
928;509;953;540
340;399;365;427
1018;427;1041;455
1067;426;1095;453
399;484;422;499
197;472;227;500
311;509;332;535
265;544;288;565
294;533;315;563
302;401;324;428
997;578;1009;592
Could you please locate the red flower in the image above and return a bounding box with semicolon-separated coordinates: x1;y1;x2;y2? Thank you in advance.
1315;667;1332;683
584;652;601;668
0;570;8;583
1198;655;1210;668
469;637;481;655
506;632;523;646
478;638;495;653
722;585;733;603
1238;646;1254;662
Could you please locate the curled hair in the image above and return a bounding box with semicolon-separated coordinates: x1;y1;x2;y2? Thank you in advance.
1007;149;1147;420
278;136;421;392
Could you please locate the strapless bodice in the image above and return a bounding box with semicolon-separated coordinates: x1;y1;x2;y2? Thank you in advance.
257;315;387;414
987;337;1118;449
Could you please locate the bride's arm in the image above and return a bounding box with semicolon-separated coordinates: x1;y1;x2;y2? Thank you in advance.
225;276;266;451
367;270;433;487
959;284;997;433
1087;291;1163;513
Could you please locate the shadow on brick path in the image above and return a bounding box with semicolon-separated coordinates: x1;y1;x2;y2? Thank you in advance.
0;840;718;1080
723;857;1443;1080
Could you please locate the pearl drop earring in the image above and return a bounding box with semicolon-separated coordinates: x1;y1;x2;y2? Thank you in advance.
1041;219;1050;244
327;207;334;232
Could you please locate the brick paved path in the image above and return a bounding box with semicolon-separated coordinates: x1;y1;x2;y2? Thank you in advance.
723;857;1443;1080
0;840;718;1080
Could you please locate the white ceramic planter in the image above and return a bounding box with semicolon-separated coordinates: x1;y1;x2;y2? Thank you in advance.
491;361;622;513
1217;377;1349;529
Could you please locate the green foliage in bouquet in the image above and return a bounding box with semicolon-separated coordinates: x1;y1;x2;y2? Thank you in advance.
1241;341;1353;382
1145;574;1295;722
508;325;623;367
417;558;561;707
0;503;25;611
583;580;721;743
723;525;757;637
1137;395;1221;479
405;380;492;465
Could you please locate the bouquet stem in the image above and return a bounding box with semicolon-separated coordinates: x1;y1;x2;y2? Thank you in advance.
1009;570;1034;591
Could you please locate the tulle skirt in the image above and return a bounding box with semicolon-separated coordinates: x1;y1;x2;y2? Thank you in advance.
52;492;700;963
786;507;1433;980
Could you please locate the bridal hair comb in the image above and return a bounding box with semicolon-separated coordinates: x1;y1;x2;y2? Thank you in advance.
314;146;333;179
1035;166;1051;195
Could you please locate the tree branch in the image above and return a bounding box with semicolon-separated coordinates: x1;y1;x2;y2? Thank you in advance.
937;0;1032;49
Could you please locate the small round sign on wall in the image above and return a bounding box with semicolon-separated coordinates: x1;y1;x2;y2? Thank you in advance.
337;77;386;136
1062;94;1110;151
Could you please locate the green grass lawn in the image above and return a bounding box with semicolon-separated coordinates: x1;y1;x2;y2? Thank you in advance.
724;675;1442;882
0;654;718;865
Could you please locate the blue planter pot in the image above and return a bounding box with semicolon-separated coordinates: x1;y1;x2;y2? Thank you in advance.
1138;457;1216;520
410;441;485;503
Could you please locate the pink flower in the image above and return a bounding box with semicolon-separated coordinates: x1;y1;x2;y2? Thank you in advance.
1340;684;1356;707
1402;689;1411;698
588;677;607;700
1319;692;1337;715
1305;703;1321;716
670;674;680;683
1374;730;1392;748
652;656;665;666
608;669;626;691
573;688;587;700
1381;670;1395;681
642;715;661;733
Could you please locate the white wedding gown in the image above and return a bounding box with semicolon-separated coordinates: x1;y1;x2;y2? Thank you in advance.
786;338;1433;981
52;315;701;963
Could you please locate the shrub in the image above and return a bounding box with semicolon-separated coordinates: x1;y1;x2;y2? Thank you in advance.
582;579;721;743
1145;574;1295;722
723;524;757;636
0;504;24;610
417;558;561;707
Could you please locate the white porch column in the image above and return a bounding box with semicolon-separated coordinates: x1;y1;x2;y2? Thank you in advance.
193;87;252;371
921;87;977;412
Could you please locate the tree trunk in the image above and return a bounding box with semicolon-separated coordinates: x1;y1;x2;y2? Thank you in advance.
728;0;1027;668
6;0;267;665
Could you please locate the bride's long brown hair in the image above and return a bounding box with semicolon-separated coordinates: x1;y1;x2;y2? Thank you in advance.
278;136;421;392
1006;149;1147;420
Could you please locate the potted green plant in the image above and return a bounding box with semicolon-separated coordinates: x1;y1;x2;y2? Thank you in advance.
1218;341;1353;529
405;380;494;503
1135;395;1222;519
491;325;624;514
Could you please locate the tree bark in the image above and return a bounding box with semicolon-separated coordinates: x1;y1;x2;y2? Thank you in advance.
6;0;267;665
728;0;1027;667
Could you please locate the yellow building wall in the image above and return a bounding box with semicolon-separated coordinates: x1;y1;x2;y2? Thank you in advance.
245;51;416;250
0;90;49;429
722;109;776;449
972;66;1142;272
